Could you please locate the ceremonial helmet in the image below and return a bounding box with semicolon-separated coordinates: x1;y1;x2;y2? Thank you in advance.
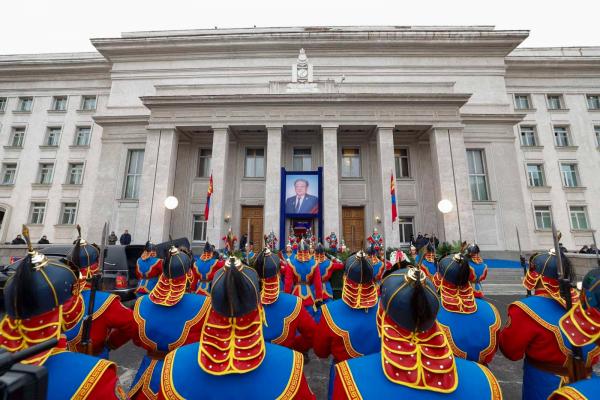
211;257;261;317
252;247;280;280
342;250;377;309
466;243;480;255
581;268;600;310
344;250;374;284
67;225;100;278
437;253;471;287
560;268;600;346
163;245;192;279
525;249;575;303
149;245;192;306
144;241;157;253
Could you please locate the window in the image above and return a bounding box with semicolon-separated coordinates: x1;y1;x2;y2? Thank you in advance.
192;214;208;241
394;148;410;178
587;95;600;110
10;127;25;147
67;163;84;185
29;202;46;225
197;149;212;177
123;150;144;199
80;95;97;111
51;96;67;111
16;97;33;112
74;126;91;146
554;126;571;147
527;164;546;187
466;149;490;201
60;202;78;225
1;163;17;185
244;148;265;178
569;206;589;230
514;94;531;110
595;125;600;147
341;148;361;178
0;97;6;112
560;163;580;187
534;206;552;230
520;126;538;147
398;216;414;245
37;163;54;185
45;127;61;146
547;95;564;110
293;148;312;171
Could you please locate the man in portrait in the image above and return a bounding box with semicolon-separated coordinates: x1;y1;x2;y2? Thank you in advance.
285;178;318;214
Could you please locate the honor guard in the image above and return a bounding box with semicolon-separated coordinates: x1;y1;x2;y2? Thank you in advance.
314;243;344;302
264;231;278;250
499;250;598;400
159;256;316;399
64;225;136;358
135;241;163;296
435;253;501;364
326;232;339;253
0;226;125;399
466;243;488;298
222;228;237;255
191;241;225;296
415;240;437;278
366;244;390;283
366;228;383;252
332;267;502;399
284;239;324;318
130;245;211;399
252;247;316;353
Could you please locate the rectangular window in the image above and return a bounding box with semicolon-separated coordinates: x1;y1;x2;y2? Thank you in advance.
37;163;54;185
45;127;61;146
293;147;312;171
197;149;212;177
398;216;415;245
244;148;265;178
67;163;84;185
29;202;46;225
341;148;361;178
74;126;91;146
570;206;589;230
595;125;600;147
1;163;17;185
394;148;411;178
80;95;97;111
192;214;208;241
534;206;552;230
51;96;67;111
514;94;531;110
587;95;600;110
0;97;6;112
123;150;145;199
560;163;580;187
526;164;545;187
10;127;25;147
520;126;538;147
554;126;571;147
60;202;78;225
547;95;564;110
17;97;33;112
467;149;490;201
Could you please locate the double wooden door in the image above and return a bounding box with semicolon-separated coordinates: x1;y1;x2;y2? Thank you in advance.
342;207;365;252
241;206;264;250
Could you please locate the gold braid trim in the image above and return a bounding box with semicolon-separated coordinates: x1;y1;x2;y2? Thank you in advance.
72;359;114;400
321;306;362;358
477;363;503;400
276;350;304;400
335;361;363;400
271;297;302;345
161;350;185;400
479;302;502;364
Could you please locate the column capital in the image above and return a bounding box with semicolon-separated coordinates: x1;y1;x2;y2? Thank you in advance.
266;125;283;132
321;125;339;132
376;125;395;132
211;126;230;133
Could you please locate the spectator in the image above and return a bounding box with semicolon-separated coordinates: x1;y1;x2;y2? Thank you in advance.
579;245;589;254
119;229;132;245
108;231;118;245
589;244;598;255
11;235;26;245
559;242;568;254
239;233;248;251
38;235;50;244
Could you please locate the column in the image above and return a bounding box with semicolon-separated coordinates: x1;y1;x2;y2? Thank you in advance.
429;127;475;243
206;127;230;245
322;126;340;238
376;126;400;248
264;126;283;238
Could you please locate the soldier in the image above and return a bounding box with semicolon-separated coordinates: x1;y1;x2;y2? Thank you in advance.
499;250;598;400
129;245;211;399
190;241;225;296
435;252;501;364
0;226;125;398
366;243;391;283
222;228;237;255
64;226;136;358
366;227;383;252
135;240;163;296
264;231;278;250
332;267;502;399
284;238;324;318
251;247;316;353
466;243;488;298
415;240;437;278
314;243;344;302
159;256;316;399
325;231;339;253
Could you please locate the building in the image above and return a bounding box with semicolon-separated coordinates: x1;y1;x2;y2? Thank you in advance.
0;26;598;252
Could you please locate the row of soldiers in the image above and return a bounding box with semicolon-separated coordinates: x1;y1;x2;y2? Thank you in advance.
1;224;599;399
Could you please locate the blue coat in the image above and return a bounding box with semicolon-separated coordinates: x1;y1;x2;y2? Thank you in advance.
285;194;319;214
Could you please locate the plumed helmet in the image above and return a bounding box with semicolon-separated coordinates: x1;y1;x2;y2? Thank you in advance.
582;268;600;311
211;257;260;318
426;240;436;253
437;253;471;287
163;246;192;279
203;241;213;253
144;241;157;253
252;248;280;280
67;225;99;272
315;243;325;254
467;243;480;255
529;250;573;282
344;251;374;284
4;226;77;319
380;268;440;332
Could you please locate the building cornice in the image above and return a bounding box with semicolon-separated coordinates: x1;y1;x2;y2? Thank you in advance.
460;113;526;125
93;114;150;127
0;52;110;80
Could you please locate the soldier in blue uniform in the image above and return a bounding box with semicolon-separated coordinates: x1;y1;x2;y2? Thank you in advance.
159;256;316;399
414;240;437;278
284;239;324;318
314;243;344;303
135;241;163;296
466;243;488;298
190;241;225;296
435;252;501;364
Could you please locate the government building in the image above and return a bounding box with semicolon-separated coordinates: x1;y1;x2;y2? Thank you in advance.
0;26;598;252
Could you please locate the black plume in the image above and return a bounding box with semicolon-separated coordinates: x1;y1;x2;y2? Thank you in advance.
455;256;471;286
410;272;434;331
224;262;250;317
12;254;36;319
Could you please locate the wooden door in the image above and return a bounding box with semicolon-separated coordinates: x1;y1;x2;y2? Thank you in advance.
342;207;365;252
241;206;264;250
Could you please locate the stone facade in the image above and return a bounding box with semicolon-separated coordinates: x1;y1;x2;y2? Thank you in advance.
0;26;598;251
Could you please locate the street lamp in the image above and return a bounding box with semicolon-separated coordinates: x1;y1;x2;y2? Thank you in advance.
164;196;179;210
437;199;453;214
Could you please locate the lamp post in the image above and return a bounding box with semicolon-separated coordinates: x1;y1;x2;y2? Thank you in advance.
164;196;179;239
437;199;456;243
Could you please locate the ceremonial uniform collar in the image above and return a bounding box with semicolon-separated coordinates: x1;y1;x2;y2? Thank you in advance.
149;274;188;306
437;280;477;314
342;276;378;310
261;275;280;305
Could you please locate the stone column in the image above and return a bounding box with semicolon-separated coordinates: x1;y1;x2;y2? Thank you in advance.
429;127;475;243
322;126;340;238
264;126;283;237
376;126;400;248
206;127;229;245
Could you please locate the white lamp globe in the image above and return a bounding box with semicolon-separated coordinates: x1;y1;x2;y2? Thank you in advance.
164;196;179;210
437;199;453;214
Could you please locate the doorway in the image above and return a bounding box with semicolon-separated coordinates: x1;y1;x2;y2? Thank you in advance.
241;206;264;250
342;206;365;252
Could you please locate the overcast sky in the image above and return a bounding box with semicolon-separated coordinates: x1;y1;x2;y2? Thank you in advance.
2;0;599;54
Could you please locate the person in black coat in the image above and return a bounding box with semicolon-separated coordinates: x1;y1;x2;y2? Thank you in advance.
11;235;26;245
119;230;132;245
38;235;50;244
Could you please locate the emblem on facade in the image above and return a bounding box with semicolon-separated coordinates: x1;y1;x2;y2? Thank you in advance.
292;48;313;83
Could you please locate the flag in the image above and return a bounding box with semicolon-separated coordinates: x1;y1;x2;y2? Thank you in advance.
390;173;398;223
204;174;213;220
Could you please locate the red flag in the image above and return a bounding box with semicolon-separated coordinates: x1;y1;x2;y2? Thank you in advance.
390;173;398;223
204;174;213;220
